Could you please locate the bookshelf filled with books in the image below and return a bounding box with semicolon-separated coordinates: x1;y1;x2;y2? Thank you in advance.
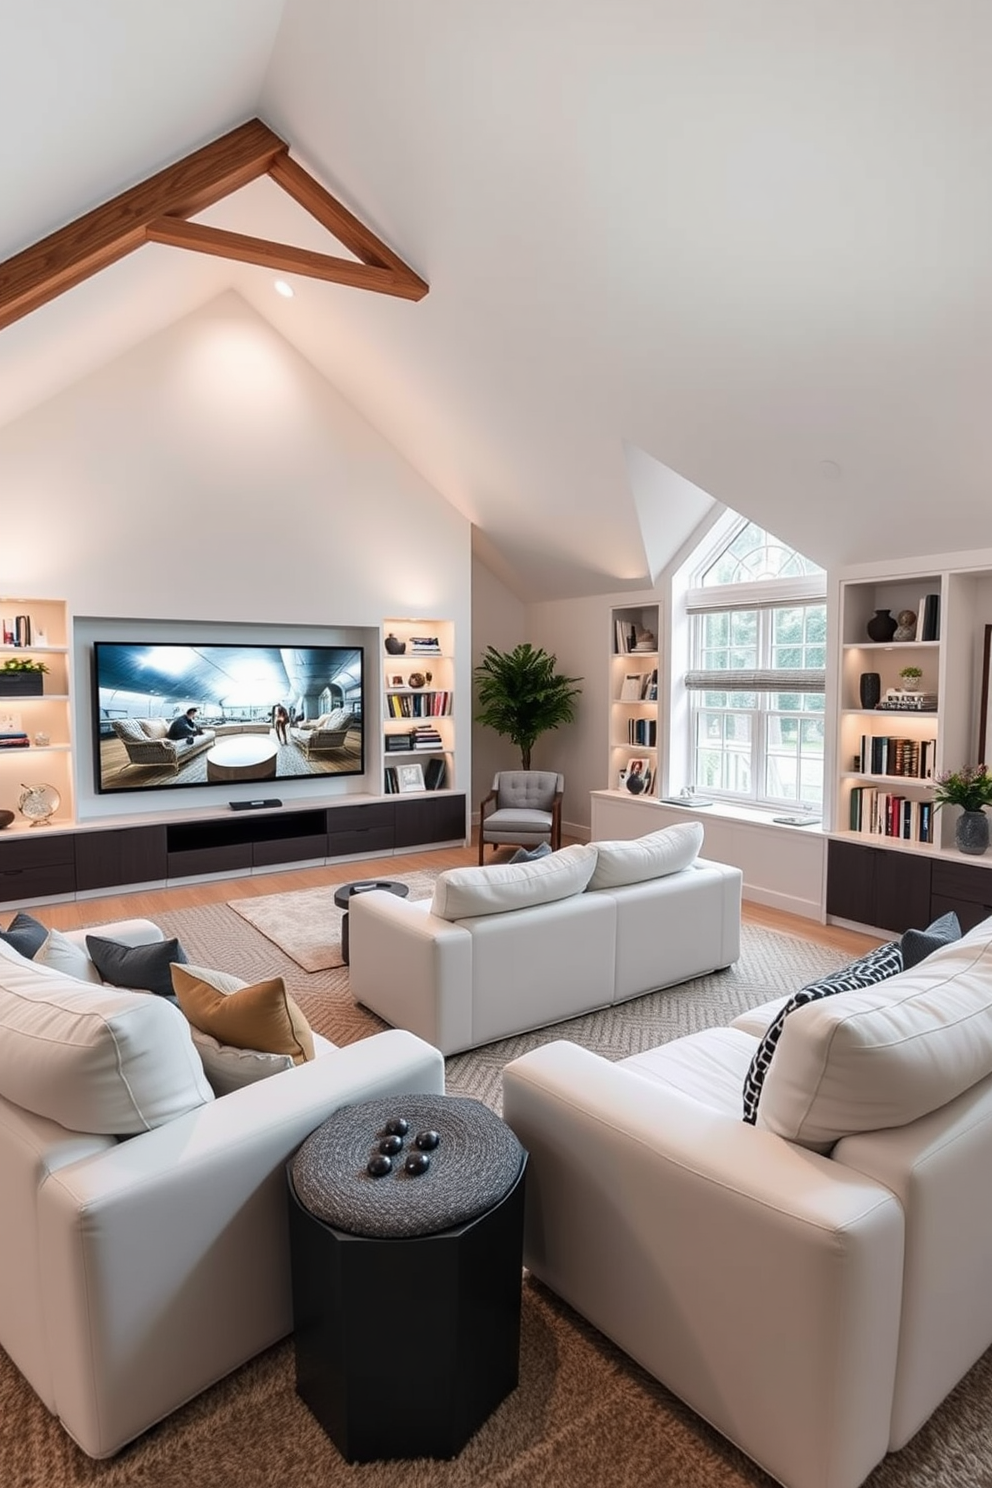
381;617;454;795
828;555;992;932
0;597;74;827
609;604;660;796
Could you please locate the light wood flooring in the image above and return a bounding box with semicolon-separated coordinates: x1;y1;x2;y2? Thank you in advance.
21;834;881;957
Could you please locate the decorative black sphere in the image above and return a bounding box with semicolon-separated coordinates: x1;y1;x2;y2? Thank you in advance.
384;1117;410;1137
379;1134;404;1156
415;1129;440;1151
404;1152;431;1176
367;1154;393;1178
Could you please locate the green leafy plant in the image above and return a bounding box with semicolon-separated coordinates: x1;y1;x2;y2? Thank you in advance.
899;665;923;682
0;657;49;674
932;764;992;813
474;643;582;769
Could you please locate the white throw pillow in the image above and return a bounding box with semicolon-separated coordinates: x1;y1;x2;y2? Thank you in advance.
759;917;992;1151
431;843;598;921
34;927;103;984
0;953;213;1135
587;821;704;891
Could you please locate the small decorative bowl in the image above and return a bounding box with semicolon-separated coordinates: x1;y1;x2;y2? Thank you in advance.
0;809;14;829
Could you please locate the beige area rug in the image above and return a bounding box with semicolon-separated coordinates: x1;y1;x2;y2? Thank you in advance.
226;871;438;971
5;909;992;1485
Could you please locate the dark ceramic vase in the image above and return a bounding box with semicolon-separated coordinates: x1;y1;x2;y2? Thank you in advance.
859;672;881;709
384;633;406;655
626;772;647;795
956;811;990;856
866;608;898;643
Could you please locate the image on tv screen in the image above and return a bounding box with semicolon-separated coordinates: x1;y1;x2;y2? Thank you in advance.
93;642;364;794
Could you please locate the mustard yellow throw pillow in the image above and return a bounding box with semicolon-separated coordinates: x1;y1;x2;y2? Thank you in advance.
172;964;315;1065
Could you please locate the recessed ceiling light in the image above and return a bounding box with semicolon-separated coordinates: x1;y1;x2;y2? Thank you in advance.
274;279;294;299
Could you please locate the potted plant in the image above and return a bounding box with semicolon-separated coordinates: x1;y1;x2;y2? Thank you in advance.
899;665;923;691
474;643;582;769
933;764;992;855
0;657;49;697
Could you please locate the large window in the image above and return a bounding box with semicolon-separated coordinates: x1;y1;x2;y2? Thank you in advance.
684;522;826;810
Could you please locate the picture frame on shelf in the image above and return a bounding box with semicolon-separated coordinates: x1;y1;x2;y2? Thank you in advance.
388;674;405;688
397;762;425;794
625;757;653;795
619;673;643;702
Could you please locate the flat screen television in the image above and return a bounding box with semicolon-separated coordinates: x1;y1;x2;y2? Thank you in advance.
93;641;364;794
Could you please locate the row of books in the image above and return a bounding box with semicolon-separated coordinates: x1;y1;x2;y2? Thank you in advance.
408;636;442;655
385;690;452;718
0;730;29;749
618;669;658;702
849;787;934;841
626;717;657;747
856;735;936;779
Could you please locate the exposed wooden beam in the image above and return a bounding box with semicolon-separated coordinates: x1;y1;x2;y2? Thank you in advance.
145;219;424;300
0;116;428;332
0;120;287;331
268;153;428;297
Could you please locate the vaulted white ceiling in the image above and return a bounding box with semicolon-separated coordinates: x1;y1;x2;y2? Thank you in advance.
3;1;991;599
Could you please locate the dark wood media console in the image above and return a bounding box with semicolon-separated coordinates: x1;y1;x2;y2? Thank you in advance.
826;837;992;934
0;794;467;907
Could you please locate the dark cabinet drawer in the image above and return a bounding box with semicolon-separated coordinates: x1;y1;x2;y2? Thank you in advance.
826;839;931;933
327;803;394;858
394;794;466;849
75;826;168;891
168;844;253;879
253;834;328;868
0;833;76;901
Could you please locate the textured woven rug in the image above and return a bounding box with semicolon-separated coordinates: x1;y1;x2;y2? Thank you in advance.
4;909;992;1486
226;870;437;971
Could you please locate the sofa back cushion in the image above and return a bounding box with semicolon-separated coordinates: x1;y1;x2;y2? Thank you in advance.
431;843;598;921
759;917;992;1151
138;718;169;740
587;821;704;891
0;938;213;1134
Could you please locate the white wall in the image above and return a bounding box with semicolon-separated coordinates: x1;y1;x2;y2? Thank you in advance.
0;292;473;820
470;556;526;812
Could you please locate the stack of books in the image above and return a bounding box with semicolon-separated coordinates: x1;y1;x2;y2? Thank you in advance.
409;635;441;655
411;725;444;750
0;730;29;749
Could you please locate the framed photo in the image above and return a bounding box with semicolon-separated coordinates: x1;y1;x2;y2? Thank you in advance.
397;762;425;794
388;673;405;688
625;757;653;792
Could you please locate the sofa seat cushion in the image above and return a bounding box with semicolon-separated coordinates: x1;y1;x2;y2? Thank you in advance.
431;843;598;920
587;821;704;891
0;943;213;1134
760;917;992;1151
621;1026;760;1117
742;940;904;1125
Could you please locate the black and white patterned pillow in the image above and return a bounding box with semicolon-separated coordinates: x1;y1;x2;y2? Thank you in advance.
742;940;904;1125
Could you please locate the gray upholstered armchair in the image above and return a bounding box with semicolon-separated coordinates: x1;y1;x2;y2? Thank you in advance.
478;770;564;863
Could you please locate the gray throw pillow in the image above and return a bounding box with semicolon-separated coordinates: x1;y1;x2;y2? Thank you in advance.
0;910;49;959
509;842;553;864
86;935;188;1003
742;940;904;1125
900;911;962;971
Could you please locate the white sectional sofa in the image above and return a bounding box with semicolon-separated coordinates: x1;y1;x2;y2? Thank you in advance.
0;920;444;1458
502;912;992;1488
348;824;742;1055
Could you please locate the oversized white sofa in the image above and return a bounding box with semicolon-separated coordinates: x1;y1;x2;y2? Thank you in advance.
502;912;992;1488
0;919;444;1458
349;824;742;1055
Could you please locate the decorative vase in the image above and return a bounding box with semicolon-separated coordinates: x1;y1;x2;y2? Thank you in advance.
626;772;647;795
859;672;881;709
384;633;406;656
866;609;898;643
955;810;990;856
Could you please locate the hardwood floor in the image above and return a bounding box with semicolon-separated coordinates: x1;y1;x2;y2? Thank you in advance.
14;834;882;956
